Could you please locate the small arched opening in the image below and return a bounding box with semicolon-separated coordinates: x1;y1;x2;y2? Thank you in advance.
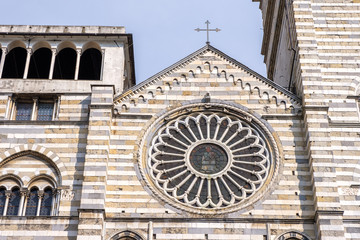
2;47;27;78
25;186;39;216
0;186;6;215
78;48;102;80
28;47;52;79
110;230;144;240
0;44;2;68
53;47;76;79
40;186;53;215
276;231;311;240
6;186;21;216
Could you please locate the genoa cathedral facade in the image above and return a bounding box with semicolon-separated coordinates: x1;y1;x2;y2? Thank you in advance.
0;1;360;239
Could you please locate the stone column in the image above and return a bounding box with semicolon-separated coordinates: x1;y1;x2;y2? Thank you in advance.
31;97;38;121
74;48;82;80
3;190;11;216
5;95;12;120
49;48;57;80
23;48;32;79
17;188;27;216
148;221;153;240
36;190;44;216
22;191;29;216
51;188;59;216
0;47;7;78
100;49;105;80
77;85;114;240
9;97;17;120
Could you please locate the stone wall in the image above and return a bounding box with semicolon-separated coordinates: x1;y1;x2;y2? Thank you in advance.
257;0;360;239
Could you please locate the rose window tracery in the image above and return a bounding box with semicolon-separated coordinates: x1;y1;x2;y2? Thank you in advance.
144;108;277;212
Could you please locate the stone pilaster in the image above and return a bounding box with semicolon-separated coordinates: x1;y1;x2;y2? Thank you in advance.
77;85;114;240
293;0;346;239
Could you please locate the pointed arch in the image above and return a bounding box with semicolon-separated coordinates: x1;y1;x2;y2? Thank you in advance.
0;174;23;189
0;144;68;185
109;230;145;240
276;230;312;240
27;174;57;190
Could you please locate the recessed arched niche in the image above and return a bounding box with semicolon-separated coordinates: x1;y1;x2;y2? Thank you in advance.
53;42;77;79
2;40;27;78
28;42;52;79
78;42;102;80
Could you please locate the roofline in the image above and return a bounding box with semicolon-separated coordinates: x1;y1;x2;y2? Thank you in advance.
122;45;210;95
205;45;301;103
0;32;132;37
0;28;136;88
114;44;301;104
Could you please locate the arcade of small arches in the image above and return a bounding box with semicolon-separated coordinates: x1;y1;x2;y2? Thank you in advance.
0;40;103;80
0;151;62;217
107;230;310;240
0;172;59;217
0;182;58;217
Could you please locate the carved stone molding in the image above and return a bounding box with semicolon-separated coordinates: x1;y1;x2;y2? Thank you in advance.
137;103;280;215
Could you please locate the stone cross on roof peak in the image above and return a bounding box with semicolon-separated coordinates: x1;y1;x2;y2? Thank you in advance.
195;20;221;45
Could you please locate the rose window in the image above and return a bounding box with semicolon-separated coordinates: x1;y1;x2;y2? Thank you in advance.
147;111;273;210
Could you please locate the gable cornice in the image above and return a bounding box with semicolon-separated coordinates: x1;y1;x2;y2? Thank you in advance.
114;44;301;104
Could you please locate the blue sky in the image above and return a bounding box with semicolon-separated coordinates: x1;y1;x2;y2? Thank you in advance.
1;0;266;83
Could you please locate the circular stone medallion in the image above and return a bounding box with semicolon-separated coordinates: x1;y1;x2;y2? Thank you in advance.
189;143;228;175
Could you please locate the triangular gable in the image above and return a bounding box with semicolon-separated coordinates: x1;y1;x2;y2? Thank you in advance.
114;44;301;106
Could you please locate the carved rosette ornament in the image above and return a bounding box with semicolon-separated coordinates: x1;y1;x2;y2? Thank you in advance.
138;104;280;214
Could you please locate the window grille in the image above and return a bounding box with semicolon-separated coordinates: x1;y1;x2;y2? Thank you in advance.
37;102;54;121
0;187;6;215
25;188;39;216
40;188;53;216
7;187;20;216
15;103;33;120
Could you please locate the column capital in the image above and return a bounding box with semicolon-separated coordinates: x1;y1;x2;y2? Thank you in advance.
1;47;7;54
76;48;82;55
20;189;28;197
38;190;44;199
26;48;32;54
52;188;61;195
5;190;11;198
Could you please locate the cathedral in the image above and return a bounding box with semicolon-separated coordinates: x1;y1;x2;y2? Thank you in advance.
0;0;360;239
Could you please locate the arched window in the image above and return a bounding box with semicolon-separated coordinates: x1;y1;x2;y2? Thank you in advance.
40;187;53;215
53;48;76;79
25;187;39;216
78;48;102;80
28;48;52;79
2;47;27;78
277;231;311;240
111;231;144;240
0;187;6;215
0;48;2;67
7;187;20;216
